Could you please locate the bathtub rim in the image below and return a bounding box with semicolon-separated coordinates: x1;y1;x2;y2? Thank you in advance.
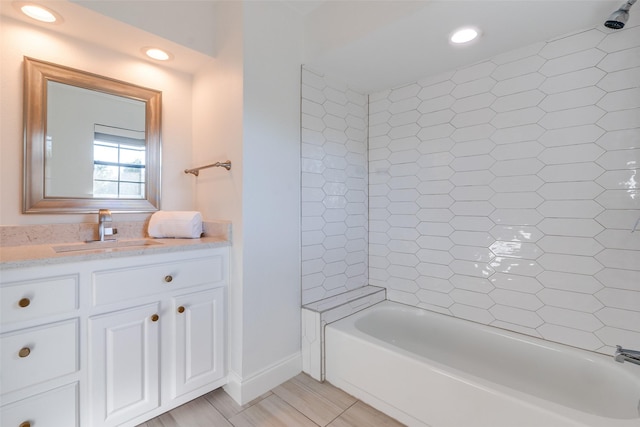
328;299;638;369
325;300;640;426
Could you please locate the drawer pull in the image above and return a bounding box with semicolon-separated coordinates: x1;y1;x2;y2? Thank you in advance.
18;298;31;308
151;314;159;322
20;421;31;427
177;306;185;314
18;347;31;358
164;275;173;283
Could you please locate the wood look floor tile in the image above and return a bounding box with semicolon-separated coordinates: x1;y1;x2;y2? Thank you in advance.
134;377;406;427
149;413;179;427
327;401;405;427
135;412;179;427
204;387;273;419
292;374;357;410
272;375;345;426
161;397;233;427
228;394;318;427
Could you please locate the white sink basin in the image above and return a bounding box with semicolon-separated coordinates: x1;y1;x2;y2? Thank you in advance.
52;239;162;253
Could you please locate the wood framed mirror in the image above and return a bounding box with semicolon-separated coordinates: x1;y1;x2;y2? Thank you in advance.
23;56;162;213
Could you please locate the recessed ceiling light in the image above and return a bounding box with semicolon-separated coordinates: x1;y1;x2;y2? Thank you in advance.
144;47;172;61
450;27;480;44
19;3;60;23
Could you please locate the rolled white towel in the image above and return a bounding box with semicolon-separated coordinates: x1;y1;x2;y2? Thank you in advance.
148;211;203;239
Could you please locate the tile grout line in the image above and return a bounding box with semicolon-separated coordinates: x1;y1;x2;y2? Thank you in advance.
268;394;323;427
324;399;360;426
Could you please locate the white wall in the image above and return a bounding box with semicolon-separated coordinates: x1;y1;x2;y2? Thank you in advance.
191;0;247;402
192;2;304;404
367;24;640;354
0;16;195;224
238;0;303;400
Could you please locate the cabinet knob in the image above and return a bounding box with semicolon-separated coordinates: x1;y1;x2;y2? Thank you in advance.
151;314;159;322
18;298;31;308
177;306;185;314
164;275;173;283
19;421;31;427
18;347;31;358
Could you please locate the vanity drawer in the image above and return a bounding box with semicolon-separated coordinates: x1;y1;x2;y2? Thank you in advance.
0;319;79;395
1;275;78;325
92;254;225;306
1;382;78;427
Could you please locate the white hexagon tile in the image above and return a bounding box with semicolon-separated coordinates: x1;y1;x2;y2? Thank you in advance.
302;22;640;356
301;67;369;305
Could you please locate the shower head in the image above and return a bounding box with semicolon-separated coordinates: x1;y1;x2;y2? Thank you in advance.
604;0;637;29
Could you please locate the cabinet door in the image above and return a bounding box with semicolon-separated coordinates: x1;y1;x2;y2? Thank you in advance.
89;303;160;427
172;287;225;398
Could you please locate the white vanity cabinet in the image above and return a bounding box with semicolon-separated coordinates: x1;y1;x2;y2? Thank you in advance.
88;249;228;427
0;266;81;427
1;245;228;427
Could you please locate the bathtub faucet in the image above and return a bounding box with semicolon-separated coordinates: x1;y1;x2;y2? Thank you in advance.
614;345;640;366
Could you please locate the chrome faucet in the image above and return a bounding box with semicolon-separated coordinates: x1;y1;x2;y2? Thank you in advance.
98;209;113;242
614;345;640;366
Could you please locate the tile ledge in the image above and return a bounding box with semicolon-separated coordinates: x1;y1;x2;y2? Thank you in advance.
303;285;386;313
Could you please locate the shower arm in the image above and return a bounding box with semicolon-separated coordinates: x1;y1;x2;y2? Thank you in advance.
616;0;637;13
619;0;637;10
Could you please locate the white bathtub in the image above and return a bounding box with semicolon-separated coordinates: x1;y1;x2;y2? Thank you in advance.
325;301;640;427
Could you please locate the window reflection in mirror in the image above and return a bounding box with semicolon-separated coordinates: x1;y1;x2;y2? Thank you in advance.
93;125;146;199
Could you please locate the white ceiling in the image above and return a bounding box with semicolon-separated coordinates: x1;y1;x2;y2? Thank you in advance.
4;0;633;93
0;0;215;75
301;0;630;92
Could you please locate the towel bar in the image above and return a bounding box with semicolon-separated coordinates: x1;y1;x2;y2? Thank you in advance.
184;161;232;176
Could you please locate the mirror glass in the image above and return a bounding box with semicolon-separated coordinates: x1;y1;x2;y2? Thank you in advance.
45;82;147;199
24;57;161;213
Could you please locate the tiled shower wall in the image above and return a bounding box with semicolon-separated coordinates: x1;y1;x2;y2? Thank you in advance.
369;25;640;354
301;67;369;305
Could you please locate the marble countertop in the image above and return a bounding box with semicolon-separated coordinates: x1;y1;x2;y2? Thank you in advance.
0;219;232;270
0;236;230;270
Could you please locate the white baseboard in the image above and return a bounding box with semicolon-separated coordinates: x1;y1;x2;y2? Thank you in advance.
224;351;302;405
